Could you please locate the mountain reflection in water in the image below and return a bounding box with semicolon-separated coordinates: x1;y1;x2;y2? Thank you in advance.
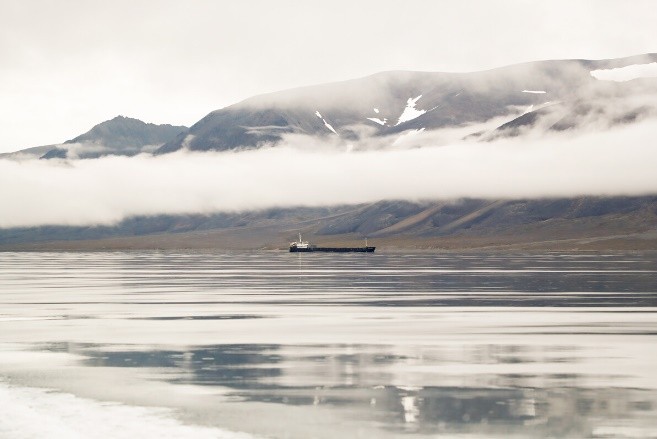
0;251;656;438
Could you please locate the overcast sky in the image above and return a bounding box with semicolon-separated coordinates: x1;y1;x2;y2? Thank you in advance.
1;0;656;153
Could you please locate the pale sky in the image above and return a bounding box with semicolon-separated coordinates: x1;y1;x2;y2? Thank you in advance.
1;0;656;153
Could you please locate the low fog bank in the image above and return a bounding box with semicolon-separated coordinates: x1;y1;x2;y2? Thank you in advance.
591;62;657;82
2;119;657;228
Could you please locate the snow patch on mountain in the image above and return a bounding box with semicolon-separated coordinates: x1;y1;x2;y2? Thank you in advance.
323;119;337;134
522;90;547;94
367;117;387;126
591;62;657;82
373;108;380;113
314;110;337;135
396;95;426;126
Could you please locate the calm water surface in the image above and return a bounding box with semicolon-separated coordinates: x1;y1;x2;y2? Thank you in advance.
1;252;656;438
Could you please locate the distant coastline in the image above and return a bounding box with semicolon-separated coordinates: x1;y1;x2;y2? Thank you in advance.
2;228;656;252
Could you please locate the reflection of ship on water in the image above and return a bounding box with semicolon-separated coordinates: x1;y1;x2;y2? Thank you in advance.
289;233;375;253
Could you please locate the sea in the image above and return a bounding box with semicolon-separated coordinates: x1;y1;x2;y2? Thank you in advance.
0;251;656;438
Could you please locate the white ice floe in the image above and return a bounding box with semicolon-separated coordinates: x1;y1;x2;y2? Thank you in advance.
591;62;657;82
314;111;322;119
0;380;256;439
366;117;387;126
373;108;380;113
395;95;426;126
521;90;547;94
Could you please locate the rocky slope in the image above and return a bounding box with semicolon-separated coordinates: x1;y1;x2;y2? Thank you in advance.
2;197;656;251
2;116;187;160
156;53;657;153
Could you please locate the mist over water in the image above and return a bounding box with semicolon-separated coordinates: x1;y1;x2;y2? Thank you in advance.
1;251;656;438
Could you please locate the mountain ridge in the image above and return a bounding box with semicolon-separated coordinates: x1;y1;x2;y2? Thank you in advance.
1;197;656;251
4;53;657;158
156;53;657;153
1;116;187;160
2;54;657;250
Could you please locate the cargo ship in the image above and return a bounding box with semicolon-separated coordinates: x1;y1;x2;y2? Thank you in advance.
289;234;375;253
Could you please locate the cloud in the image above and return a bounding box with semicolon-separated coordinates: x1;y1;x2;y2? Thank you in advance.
2;118;657;228
3;0;657;153
591;63;657;82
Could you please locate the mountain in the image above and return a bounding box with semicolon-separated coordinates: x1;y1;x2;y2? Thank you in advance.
6;53;657;159
1;197;656;251
64;115;187;153
2;116;187;160
2;54;657;250
156;53;657;153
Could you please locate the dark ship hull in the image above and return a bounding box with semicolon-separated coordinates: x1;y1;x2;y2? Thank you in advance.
290;246;375;253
